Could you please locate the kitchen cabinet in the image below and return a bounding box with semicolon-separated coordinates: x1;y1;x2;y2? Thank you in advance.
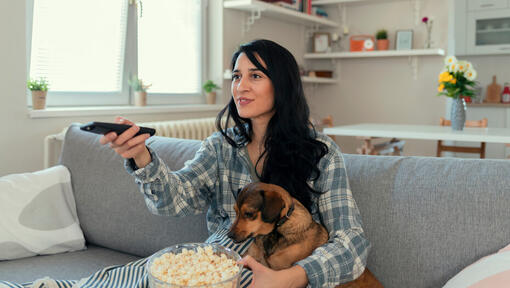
468;0;509;11
463;104;510;158
450;0;510;55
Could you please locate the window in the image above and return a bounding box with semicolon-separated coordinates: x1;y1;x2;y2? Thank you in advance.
27;0;205;107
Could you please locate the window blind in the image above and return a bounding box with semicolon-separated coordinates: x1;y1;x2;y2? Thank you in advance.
137;0;202;94
29;0;128;93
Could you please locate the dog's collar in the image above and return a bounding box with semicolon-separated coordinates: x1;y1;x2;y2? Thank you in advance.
276;202;295;227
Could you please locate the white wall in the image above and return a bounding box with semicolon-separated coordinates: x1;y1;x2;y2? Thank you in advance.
223;0;509;158
314;0;450;157
223;0;449;156
0;0;221;176
222;8;308;102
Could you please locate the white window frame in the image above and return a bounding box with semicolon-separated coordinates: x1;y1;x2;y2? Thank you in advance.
26;0;207;107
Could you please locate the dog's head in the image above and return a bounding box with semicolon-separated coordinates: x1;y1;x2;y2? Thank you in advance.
227;182;292;243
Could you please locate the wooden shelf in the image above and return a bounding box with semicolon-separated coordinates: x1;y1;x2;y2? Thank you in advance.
304;49;445;59
224;74;338;84
301;76;337;84
313;0;404;5
476;28;510;34
467;103;510;108
314;0;368;4
224;0;338;28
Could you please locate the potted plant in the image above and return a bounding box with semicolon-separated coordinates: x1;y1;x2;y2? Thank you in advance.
376;29;389;51
437;56;478;130
203;80;220;105
27;78;49;110
128;75;151;106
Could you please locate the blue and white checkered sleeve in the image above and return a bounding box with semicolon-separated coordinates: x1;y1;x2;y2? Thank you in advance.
124;136;219;217
295;144;370;288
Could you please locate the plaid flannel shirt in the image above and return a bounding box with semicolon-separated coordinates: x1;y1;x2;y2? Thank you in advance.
125;129;370;288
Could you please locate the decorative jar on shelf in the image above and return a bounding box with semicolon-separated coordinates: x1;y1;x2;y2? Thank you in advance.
422;17;434;49
502;83;510;104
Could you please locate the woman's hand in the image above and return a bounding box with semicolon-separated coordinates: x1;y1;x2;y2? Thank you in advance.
239;256;308;288
99;116;152;169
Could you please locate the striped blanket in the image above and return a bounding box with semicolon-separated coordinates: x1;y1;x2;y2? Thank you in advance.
0;258;253;288
0;258;148;288
0;229;253;288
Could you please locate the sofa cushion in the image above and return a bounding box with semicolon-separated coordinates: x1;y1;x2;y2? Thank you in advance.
443;243;510;288
343;154;510;288
0;245;139;283
0;165;85;260
59;124;209;258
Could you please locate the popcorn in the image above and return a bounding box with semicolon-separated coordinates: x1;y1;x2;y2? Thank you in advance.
150;245;240;287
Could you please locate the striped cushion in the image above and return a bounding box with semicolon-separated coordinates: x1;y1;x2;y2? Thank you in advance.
443;244;510;288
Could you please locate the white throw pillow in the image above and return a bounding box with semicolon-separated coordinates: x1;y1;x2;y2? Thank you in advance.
0;165;85;260
443;244;510;288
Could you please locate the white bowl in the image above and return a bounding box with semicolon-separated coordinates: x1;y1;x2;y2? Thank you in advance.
147;243;243;288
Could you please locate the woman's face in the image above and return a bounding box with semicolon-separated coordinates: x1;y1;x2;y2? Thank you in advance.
231;52;275;123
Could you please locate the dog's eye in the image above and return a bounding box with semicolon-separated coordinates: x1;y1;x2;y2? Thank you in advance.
244;212;254;218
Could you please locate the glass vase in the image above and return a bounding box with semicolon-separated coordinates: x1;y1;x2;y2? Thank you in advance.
424;25;432;49
450;97;466;131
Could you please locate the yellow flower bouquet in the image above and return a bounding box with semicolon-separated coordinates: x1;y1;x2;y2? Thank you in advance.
437;56;477;100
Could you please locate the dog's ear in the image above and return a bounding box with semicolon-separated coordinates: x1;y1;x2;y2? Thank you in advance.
260;189;284;223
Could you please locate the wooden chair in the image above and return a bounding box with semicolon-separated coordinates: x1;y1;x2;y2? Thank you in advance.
357;137;405;156
313;116;405;155
437;117;488;158
312;115;336;141
321;115;336;141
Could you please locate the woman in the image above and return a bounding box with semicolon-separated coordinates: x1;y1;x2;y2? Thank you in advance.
100;39;370;288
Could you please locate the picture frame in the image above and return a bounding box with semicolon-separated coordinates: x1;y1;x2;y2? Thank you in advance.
313;32;331;53
395;30;413;50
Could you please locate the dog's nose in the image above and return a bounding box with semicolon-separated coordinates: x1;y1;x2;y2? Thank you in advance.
227;229;243;243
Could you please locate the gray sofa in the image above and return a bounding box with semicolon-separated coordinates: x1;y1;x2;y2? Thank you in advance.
1;123;509;288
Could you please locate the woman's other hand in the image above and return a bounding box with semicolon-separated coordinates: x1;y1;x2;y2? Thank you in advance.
99;116;151;169
239;255;308;288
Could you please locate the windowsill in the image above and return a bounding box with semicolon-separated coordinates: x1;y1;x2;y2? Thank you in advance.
28;104;225;119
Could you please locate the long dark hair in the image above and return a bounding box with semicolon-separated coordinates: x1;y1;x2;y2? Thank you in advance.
216;39;328;212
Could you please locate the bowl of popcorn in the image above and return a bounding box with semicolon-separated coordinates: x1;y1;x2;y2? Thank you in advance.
147;243;243;288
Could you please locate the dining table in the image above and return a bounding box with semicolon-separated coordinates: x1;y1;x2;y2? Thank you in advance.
324;123;510;143
323;123;510;156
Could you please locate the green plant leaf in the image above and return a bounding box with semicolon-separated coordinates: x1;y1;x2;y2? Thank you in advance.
203;80;220;93
27;78;49;91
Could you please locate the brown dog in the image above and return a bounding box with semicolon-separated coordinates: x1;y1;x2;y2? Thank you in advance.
228;182;384;288
227;182;329;270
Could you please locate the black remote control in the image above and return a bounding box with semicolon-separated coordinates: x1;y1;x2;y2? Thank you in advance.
80;122;156;137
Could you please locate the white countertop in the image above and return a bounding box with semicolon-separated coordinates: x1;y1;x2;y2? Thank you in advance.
324;123;510;144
